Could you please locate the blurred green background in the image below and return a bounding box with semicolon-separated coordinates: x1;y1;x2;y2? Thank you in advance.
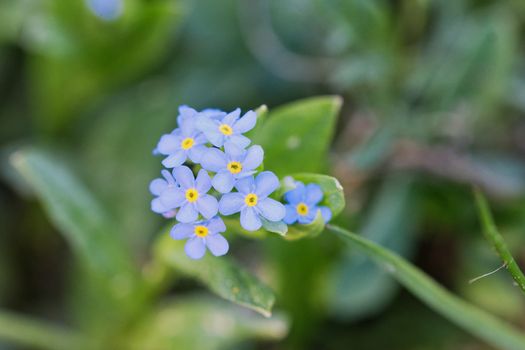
1;0;525;349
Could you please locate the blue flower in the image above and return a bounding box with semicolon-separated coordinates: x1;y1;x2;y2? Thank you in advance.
86;0;123;21
219;171;285;231
171;216;229;259
149;169;179;218
201;144;264;193
155;106;209;168
196;108;256;149
283;182;332;224
160;166;218;223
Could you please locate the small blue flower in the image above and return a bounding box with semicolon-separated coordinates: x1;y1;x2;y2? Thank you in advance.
283;182;332;224
155;106;209;168
171;216;229;259
196;108;256;149
161;166;218;223
201;144;264;193
149;169;179;218
86;0;123;21
219;171;285;231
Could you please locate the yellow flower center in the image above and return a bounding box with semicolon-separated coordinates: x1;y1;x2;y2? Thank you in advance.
181;137;194;150
227;161;243;174
194;225;209;238
245;193;258;207
219;124;233;136
296;203;309;216
185;188;199;203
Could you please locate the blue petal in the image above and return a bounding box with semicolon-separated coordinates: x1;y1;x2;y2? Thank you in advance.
185;237;206;259
240;207;262;231
207;216;226;233
178;105;198;121
226;135;251;149
234;176;255;194
233;110;256;133
201;148;227;172
222;108;241;125
212;171;235;193
173;166;195;189
149;178;167;196
188;144;208;163
205;234;229;256
176;203;199;223
305;184;323;205
196;117;223;147
162;169;176;185
196;194;218;219
255;171;280;198
320;206;332;223
242;145;263;171
219;193;245;215
170;223;194;240
224;142;244;158
298;206;317;224
151;198;169;214
257;198;286;222
195;169;212;193
284;182;305;204
159;188;185;208
162;151;186;168
157;134;181;155
283;204;298;224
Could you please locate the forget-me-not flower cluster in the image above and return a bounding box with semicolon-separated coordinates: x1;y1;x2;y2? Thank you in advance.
149;105;332;259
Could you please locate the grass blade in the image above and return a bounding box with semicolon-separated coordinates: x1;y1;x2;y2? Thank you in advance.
473;188;525;294
327;224;525;350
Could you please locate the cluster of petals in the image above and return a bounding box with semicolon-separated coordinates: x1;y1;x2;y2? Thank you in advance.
150;106;284;259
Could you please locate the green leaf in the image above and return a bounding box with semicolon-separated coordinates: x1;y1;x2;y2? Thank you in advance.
124;295;288;350
284;173;346;218
253;96;342;176
474;188;525;294
154;232;276;317
0;309;93;350
9;148;142;329
327;225;525;350
328;176;417;320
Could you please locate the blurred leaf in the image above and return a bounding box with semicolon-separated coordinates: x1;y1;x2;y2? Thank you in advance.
125;295;288;350
0;309;92;350
253;96;342;176
474;189;525;294
328;176;417;320
328;224;525;350
154;232;276;317
28;0;185;132
9;148;142;328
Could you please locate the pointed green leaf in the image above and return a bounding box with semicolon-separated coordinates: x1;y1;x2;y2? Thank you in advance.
253;96;342;176
125;296;288;350
154;233;276;317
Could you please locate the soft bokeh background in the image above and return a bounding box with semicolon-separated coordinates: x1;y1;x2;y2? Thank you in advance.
1;0;525;349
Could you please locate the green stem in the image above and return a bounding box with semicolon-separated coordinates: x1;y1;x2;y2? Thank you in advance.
473;188;525;294
0;309;94;350
326;224;525;350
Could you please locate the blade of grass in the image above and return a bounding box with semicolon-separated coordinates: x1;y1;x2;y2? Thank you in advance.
473;188;525;294
326;224;525;350
0;310;93;350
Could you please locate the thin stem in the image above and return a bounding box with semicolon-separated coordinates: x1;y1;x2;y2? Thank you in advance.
473;188;525;294
326;224;525;350
0;309;94;350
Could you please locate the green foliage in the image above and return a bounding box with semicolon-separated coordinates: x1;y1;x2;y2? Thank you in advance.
253;96;342;176
154;233;276;317
125;296;287;350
